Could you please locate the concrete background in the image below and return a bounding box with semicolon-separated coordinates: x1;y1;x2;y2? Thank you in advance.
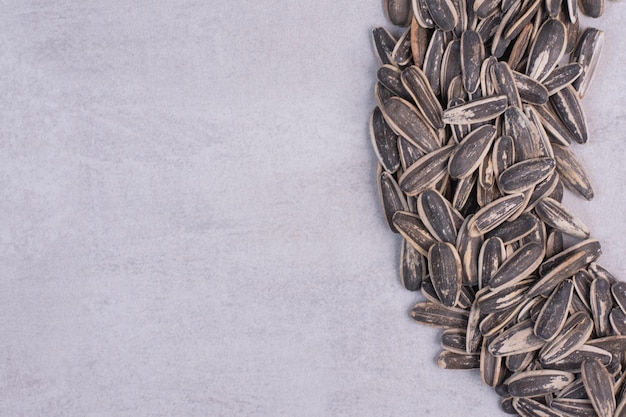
1;2;626;416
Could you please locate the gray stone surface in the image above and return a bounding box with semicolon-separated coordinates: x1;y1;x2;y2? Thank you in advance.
1;2;625;416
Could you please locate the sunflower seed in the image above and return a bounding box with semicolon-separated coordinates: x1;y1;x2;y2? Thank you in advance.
590;276;612;338
526;171;560;212
526;19;567;82
535;197;590;239
550;398;597;417
424;29;446;95
586;336;626;365
382;97;440;153
437;350;481;369
457;215;483;286
418;189;458;243
393;211;437;256
489;242;544;290
440;39;462;102
581;359;615;417
370;108;401;174
392;27;414;66
461;30;484;94
448;124;497;179
411;301;469;328
610;308;626;335
479;281;531;313
579;0;605;18
442;328;471;354
401;66;445;129
543;63;583;96
398;136;423;171
533;103;575;146
442;95;508;124
425;0;459;31
378;65;410;100
492;135;516;181
550;345;612;373
550;85;588;144
552;143;594;200
412;0;435;28
558;378;589;400
470;193;526;236
410;18;430;68
372;27;397;66
467;289;486;352
513;70;549;105
534;279;574;341
478;237;506;288
504;106;542;161
514;397;564;417
385;0;414;26
529;251;588;298
612;282;626;313
481;301;527;337
539;311;594;364
490;62;522;108
571;28;604;99
538;239;601;278
498;157;556;194
505;350;536;373
399;144;455;196
429;242;463;307
378;168;409;232
481;337;505;386
489;319;546;357
506;369;575;397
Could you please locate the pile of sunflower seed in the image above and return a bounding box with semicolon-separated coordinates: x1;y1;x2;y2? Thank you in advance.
370;0;626;416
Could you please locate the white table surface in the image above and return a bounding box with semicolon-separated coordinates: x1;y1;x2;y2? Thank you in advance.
2;2;626;416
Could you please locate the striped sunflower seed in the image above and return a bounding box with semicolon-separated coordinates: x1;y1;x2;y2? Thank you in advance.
400;238;425;291
461;30;485;94
411;301;469;328
409;17;429;67
371;27;397;66
489;242;544;290
378;168;409;232
539;311;594;365
513;70;549;105
478;237;506;288
393;211;437;256
418;189;458;243
385;0;414;26
506;369;575;397
526;19;567;82
437;350;481;369
498;157;556;194
571;28;604;98
429;242;463;307
441;328;471;355
581;359;615;417
448;124;497;179
590;276;612;338
535;197;590;239
370;107;401;173
398;144;455;196
442;95;509;124
378;64;411;100
382;97;440;153
401;65;444;129
534;279;574;341
543;63;584;96
470;193;526;236
549;85;588;144
489;319;546;357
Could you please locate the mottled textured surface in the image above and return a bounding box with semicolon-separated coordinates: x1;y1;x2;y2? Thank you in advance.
1;2;626;416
